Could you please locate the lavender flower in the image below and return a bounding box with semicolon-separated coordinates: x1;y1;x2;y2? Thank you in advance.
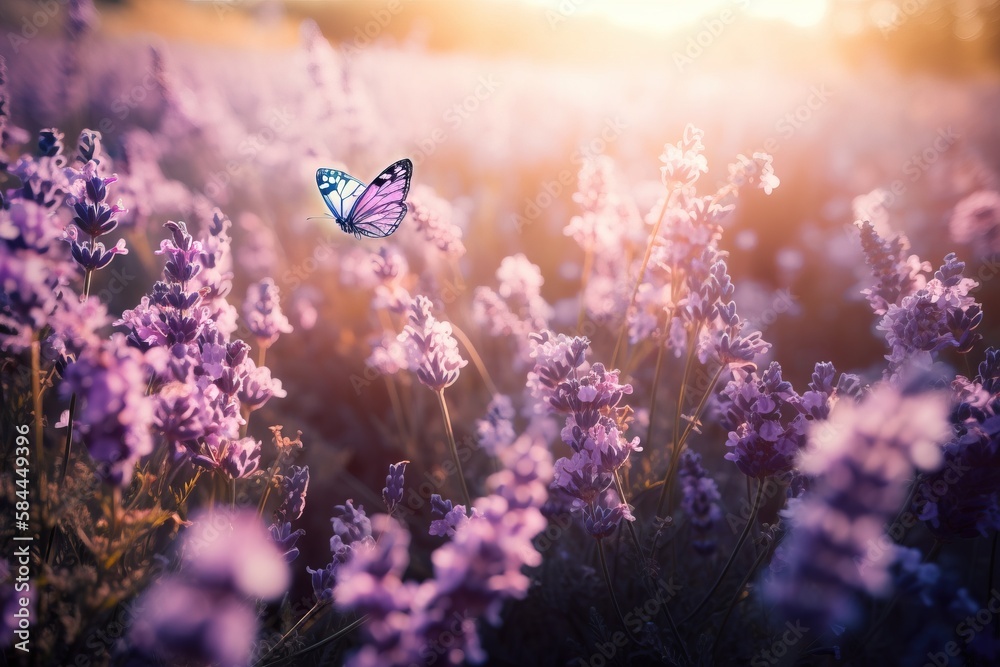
916;348;1000;539
475;394;517;456
878;253;982;381
537;334;641;537
949;189;1000;259
721;362;807;479
62;146;130;279
130;510;290;666
331;500;374;553
472;254;553;359
678;450;722;555
268;521;306;563
276;465;310;522
371;246;411;314
525;330;589;412
398;294;468;391
765;385;950;630
660;123;709;188
242;277;293;347
382;460;408;514
430;494;475;537
856;220;929;316
408;184;466;258
60;334;154;486
237;359;287;410
220;436;261;479
726;151;780;195
306;499;375;602
337;435;552;667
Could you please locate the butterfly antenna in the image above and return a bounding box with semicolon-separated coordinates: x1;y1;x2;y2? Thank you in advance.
306;214;335;221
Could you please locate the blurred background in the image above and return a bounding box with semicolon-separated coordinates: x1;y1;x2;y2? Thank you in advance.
2;0;999;645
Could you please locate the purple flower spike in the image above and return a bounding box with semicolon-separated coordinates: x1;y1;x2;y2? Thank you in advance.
678;450;722;556
277;465;309;522
585;502;633;539
130;510;289;666
398;294;468;391
60;334;154;487
766;385;950;630
242;277;293;347
221;437;261;479
268;521;306;563
382;460;408;514
429;494;476;537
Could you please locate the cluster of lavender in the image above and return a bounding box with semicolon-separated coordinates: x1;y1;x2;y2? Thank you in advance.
765;386;951;630
129;510;290;665
116;218;287;481
721;360;861;480
335;435;552;667
528;331;640;538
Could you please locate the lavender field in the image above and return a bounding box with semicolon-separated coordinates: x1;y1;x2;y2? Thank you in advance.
2;0;1000;665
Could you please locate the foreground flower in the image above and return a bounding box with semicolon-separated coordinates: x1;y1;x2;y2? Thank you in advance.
398;294;468;391
60;333;154;486
242;277;293;349
129;510;290;666
337;435;552;667
949;189;1000;259
766;385;950;630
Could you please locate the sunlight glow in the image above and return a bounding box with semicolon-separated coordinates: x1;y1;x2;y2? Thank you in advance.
520;0;830;33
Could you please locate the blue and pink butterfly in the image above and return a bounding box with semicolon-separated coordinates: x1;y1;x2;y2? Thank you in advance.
315;159;412;238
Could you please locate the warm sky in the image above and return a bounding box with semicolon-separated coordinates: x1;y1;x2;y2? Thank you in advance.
514;0;831;31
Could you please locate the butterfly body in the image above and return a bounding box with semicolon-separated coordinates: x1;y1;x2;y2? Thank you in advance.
315;159;412;238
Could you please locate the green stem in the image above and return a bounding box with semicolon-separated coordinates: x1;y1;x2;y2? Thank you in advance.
656;357;722;519
436;389;471;509
257;455;283;518
83;268;93;301
260;614;368;667
643;343;666;466
384;374;413;456
611;472;690;663
654;324;701;518
253;601;324;667
859;540;942;651
682;478;764;625
597;538;637;641
449;323;499;397
59;393;77;484
709;529;784;660
611;188;674;370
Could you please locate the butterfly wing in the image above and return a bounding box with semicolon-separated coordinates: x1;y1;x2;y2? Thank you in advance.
347;159;413;238
316;168;366;232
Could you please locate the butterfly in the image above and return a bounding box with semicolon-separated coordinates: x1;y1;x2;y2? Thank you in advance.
314;159;413;238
